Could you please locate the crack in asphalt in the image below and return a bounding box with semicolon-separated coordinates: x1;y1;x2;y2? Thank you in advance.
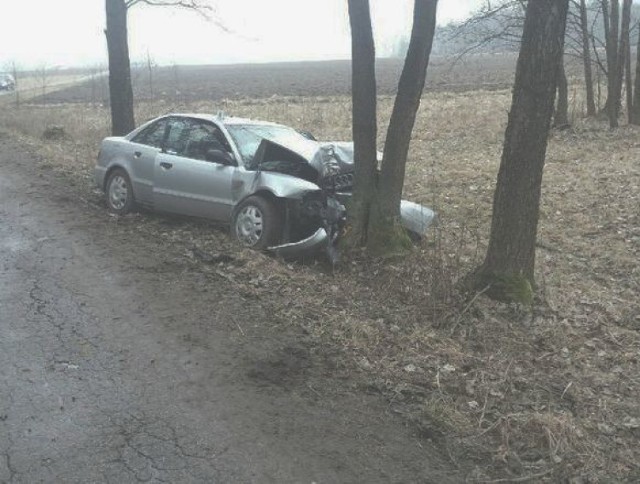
108;414;217;482
1;432;17;484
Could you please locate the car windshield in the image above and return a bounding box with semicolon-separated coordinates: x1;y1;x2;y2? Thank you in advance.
226;124;309;164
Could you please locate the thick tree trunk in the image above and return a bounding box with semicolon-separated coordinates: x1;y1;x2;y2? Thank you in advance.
631;23;640;124
368;0;438;255
105;0;135;136
469;0;569;302
344;0;378;248
555;55;570;128
580;0;597;116
608;0;620;127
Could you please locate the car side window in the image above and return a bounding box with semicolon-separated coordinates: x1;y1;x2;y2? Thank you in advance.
165;119;232;162
164;119;189;156
131;119;168;148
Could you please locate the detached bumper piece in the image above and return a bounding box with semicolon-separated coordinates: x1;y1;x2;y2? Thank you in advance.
267;228;329;258
400;201;437;238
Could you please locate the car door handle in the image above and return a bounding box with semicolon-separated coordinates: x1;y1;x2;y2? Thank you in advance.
160;162;173;170
134;151;142;159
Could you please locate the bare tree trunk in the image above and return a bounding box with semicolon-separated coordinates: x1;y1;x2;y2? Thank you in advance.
345;0;378;248
608;0;620;127
602;0;612;114
39;65;48;103
631;22;640;124
625;18;632;122
368;0;438;255
580;0;597;116
105;0;135;136
555;54;570;128
469;0;569;302
11;61;19;108
146;50;156;101
619;0;632;122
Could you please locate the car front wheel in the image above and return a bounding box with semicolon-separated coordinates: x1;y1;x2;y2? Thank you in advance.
105;168;134;215
233;196;283;249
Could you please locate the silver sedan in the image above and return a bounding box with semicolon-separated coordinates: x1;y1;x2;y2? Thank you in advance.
95;113;435;257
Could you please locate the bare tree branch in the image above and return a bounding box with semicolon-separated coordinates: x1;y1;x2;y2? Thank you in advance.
127;0;210;9
125;0;231;32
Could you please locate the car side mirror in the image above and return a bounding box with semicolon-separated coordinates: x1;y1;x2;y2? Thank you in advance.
206;149;235;165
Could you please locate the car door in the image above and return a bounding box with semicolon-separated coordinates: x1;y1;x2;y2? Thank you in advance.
127;118;169;205
153;118;237;221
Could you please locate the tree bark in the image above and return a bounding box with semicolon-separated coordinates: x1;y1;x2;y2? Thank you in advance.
601;0;612;114
580;0;597;116
631;22;640;124
105;0;135;136
624;18;632;122
345;0;378;248
555;54;570;128
368;0;438;255
619;0;632;122
608;0;620;127
469;0;569;302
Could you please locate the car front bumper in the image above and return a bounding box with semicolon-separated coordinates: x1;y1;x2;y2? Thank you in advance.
267;228;329;257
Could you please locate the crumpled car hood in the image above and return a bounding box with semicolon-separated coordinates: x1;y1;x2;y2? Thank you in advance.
255;137;355;178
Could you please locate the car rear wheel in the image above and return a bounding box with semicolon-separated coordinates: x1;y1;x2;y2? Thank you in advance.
233;196;283;249
105;168;134;215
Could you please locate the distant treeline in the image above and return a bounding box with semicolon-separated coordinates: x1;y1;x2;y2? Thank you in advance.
390;2;640;57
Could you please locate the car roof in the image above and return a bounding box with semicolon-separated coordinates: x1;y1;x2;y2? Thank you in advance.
168;113;284;128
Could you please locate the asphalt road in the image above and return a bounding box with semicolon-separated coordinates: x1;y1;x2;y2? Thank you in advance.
0;133;458;483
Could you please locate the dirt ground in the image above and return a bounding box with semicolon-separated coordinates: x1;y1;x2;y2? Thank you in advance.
1;57;639;482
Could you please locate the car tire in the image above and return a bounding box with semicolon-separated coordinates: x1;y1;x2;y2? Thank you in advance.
232;196;283;250
105;168;135;215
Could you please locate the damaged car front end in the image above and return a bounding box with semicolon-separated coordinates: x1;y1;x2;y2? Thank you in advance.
232;127;435;261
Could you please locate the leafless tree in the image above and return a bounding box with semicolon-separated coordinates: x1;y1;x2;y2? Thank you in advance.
453;1;575;126
146;49;156;101
555;53;571;128
38;64;49;104
631;24;640;123
575;0;597;115
617;0;633;124
105;0;216;136
11;61;20;108
598;0;629;127
345;0;377;249
467;0;569;303
345;0;439;255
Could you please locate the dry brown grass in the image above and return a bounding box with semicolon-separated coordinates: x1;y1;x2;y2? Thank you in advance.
1;87;639;481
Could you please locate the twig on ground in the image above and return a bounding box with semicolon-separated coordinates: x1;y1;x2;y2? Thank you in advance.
472;467;554;483
451;285;491;334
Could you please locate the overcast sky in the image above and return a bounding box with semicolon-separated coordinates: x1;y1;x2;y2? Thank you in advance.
0;0;482;69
